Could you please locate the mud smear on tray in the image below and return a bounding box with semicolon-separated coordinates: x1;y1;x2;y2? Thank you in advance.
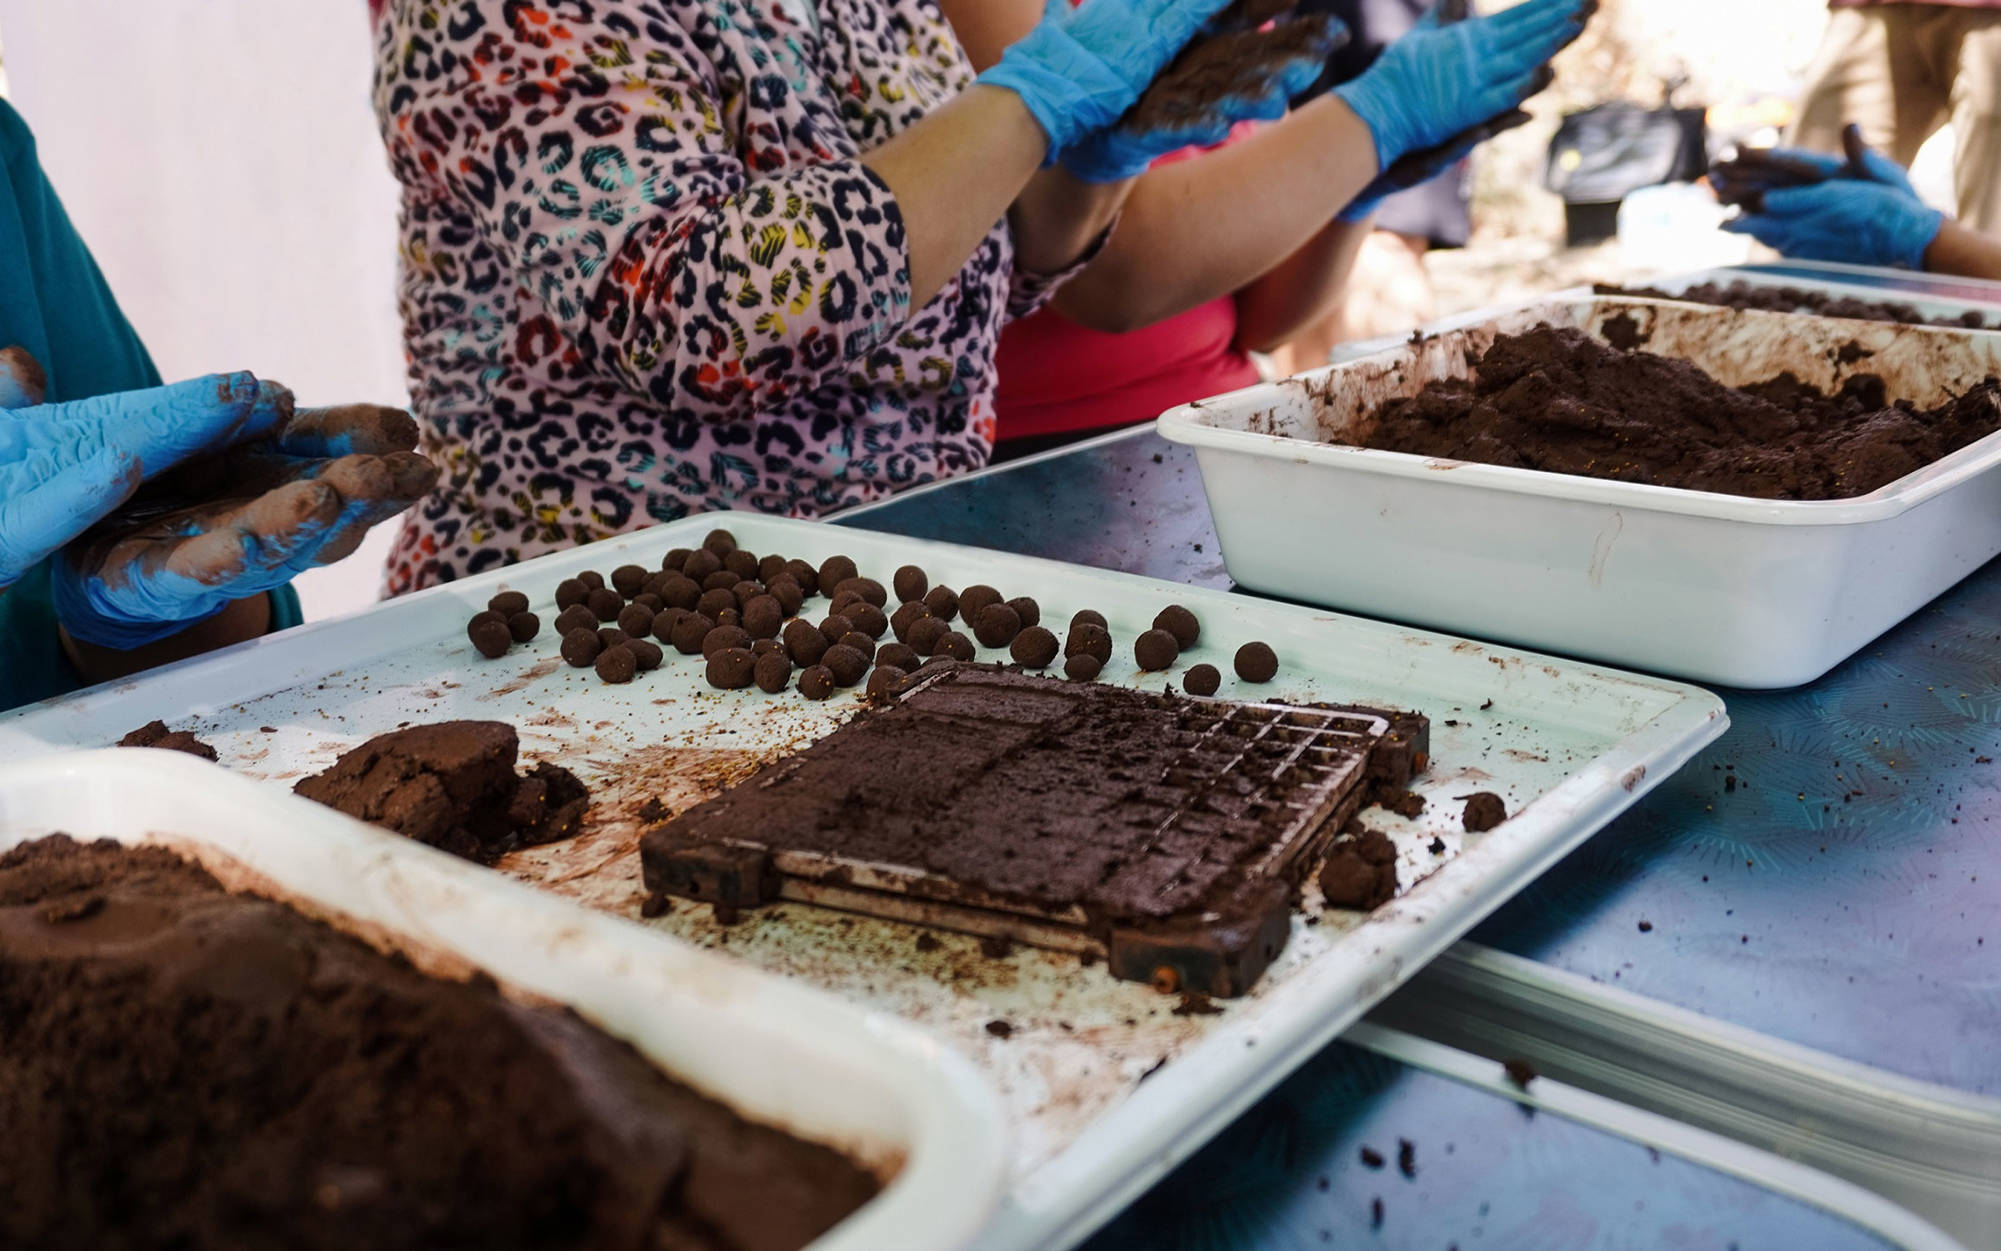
1606;279;1999;330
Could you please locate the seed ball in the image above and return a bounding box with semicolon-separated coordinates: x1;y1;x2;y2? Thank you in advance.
553;604;596;637
561;627;602;668
1153;605;1200;649
935;631;975;662
507;611;541;644
753;650;793;693
1463;792;1507;833
587;587;625;622
891;601;932;642
651;607;688;644
723;548;760;580
696;588;736;621
833;576;887;608
816;554;859;592
1234;641;1279;683
554;578;589;610
487;590;530;617
469;617;513;658
670;612;716;656
923;585;960;621
743;596;784;639
641;570;673;597
1135;629;1180;672
1065;623;1113;664
844;601;889;639
680;548;722;580
757;554;789;584
1183;663;1222;696
837;631;878;664
702;569;740;593
1010;626;1059;668
767;575;805;617
617;603;655;637
866;665;910;701
656;575;700;611
705;646;756;690
611;564;648;597
1065;653;1103;682
974;603;1021;649
830;592;869;620
576;570;606;590
660;547;692;572
908;616;952;655
596;644;638;684
703;625;752;659
628;639;665;671
1006;596;1040;629
783;617;829;667
822;643;869;687
596;627;629;650
702;527;738;556
876;642;920;672
714;607;741;629
798;664;836;700
783;559;819;595
731;579;765;608
632;592;664;612
468;608;506;630
1069;609;1107;633
958;584;1003;624
893;564;928;603
819;613;855;645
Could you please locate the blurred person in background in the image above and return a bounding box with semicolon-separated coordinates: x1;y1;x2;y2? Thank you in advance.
1789;0;2001;234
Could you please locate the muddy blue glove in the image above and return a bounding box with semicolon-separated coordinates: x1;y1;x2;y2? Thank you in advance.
1337;107;1529;223
1721;140;1943;271
978;0;1241;161
1064;14;1348;183
53;396;438;649
1334;0;1589;173
0;349;289;591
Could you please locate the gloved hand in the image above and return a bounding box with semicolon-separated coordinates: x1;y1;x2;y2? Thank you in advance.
0;348;290;590
1063;13;1348;183
53;393;438;649
978;0;1243;161
1333;0;1591;173
1337;107;1530;223
1719;129;1943;271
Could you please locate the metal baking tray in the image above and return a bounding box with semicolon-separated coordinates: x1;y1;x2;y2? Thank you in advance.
1162;296;2001;688
0;748;1006;1251
0;513;1726;1250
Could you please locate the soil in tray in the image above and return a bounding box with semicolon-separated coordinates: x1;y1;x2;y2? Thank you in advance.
1362;324;2001;500
1602;279;1999;330
0;834;876;1251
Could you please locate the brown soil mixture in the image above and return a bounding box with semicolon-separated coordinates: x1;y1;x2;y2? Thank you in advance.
294;721;588;864
1123;13;1340;133
1363;324;2001;500
118;719;219;760
0;834;877;1251
1604;280;1998;331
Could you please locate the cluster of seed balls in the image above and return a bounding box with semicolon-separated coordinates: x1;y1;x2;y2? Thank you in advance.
466;527;1281;698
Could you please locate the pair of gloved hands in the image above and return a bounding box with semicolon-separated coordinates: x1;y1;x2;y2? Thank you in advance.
980;0;1593;217
1714;124;1944;271
0;347;436;650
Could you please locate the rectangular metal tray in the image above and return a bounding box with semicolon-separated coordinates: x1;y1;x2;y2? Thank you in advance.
0;513;1726;1250
1161;295;2001;688
0;748;1005;1251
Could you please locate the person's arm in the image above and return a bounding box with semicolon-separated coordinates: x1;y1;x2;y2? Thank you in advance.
1923;219;2001;282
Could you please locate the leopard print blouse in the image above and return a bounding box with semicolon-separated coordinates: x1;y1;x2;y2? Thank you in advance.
372;0;1076;589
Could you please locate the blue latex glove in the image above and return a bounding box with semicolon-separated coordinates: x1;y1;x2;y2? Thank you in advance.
1337;107;1530;223
0;348;288;590
978;0;1242;161
1063;14;1348;183
1720;141;1943;271
53;395;438;649
1333;0;1589;173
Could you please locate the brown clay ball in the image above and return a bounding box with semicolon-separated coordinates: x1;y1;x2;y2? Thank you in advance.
611;564;648;597
783;559;819;595
595;644;638;684
766;575;804;617
1069;608;1108;633
731;579;765;609
1065;623;1113;664
652;606;688;644
906;616;950;656
702;527;737;556
934;631;975;662
586;587;625;622
798;664;836;700
723;548;760;580
751;638;786;658
1463;792;1508;833
680;548;722;580
817;554;859;593
631;591;664;612
783;617;829;667
833;576;888;609
1234;641;1279;683
1135;629;1180;672
713;607;741;630
958;584;1003;624
657;574;701;611
1010;626;1059;669
706;647;756;690
627;639;665;672
560;627;602;668
670;612;715;656
554;604;597;637
469;617;513;659
1182;663;1222;697
822;643;869;687
617;603;655;638
696;588;736;621
843;601;889;640
507;611;541;644
891;600;932;642
893;564;928;603
702;625;752;659
865;665;910;701
1064;653;1103;682
596;628;629;650
757;553;789;584
974;603;1022;649
837;632;878;665
876;642;920;672
1006;596;1040;629
743;596;784;639
660;548;692;572
702;569;741;592
1153;604;1200;649
554;578;589;610
818;613;855;645
753;650;793;694
923;585;960;621
576;570;606;590
487;590;530;617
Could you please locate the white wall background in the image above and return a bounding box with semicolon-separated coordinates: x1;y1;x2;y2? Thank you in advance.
0;1;407;620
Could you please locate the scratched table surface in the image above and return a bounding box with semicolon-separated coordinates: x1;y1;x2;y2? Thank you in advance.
840;420;1994;1244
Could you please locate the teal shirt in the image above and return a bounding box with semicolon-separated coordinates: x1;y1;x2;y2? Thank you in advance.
0;99;300;713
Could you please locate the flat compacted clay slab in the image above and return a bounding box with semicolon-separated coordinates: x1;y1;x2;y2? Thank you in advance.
641;664;1427;997
0;834;877;1251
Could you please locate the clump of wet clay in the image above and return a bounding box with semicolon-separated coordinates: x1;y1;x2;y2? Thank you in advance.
1122;12;1344;134
1235;641;1279;683
117;720;220;761
974;603;1022;649
0;835;878;1251
1319;826;1399;910
1182;663;1222;697
1462;791;1507;833
1605;280;1998;330
293;721;589;865
1363;324;2001;500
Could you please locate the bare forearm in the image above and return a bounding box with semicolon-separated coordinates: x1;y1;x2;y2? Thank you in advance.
1925;219;2001;282
1232;216;1373;351
1051;95;1379;333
